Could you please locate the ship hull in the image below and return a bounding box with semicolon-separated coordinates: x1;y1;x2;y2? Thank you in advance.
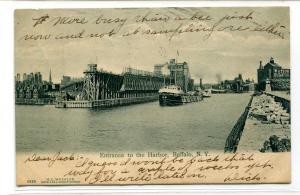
159;93;203;106
203;94;211;98
159;94;183;106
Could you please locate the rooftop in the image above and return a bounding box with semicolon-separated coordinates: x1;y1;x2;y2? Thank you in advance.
264;57;281;68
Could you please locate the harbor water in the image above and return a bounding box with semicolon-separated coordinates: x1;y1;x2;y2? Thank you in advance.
16;93;252;153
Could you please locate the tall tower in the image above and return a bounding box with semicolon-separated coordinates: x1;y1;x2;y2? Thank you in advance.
49;69;53;84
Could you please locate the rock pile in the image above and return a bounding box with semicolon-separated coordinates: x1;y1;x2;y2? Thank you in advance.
260;135;291;152
248;94;290;125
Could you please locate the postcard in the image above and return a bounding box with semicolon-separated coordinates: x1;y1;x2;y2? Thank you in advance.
15;7;291;185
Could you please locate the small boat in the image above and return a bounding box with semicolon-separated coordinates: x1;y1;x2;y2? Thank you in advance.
158;85;203;106
211;89;227;94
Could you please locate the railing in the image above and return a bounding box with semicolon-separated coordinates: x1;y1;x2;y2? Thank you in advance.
224;95;254;153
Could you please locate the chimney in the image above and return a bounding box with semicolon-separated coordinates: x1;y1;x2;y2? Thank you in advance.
200;78;203;89
49;69;52;85
259;61;263;69
238;74;242;80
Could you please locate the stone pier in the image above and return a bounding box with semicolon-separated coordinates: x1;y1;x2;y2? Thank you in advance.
237;92;290;152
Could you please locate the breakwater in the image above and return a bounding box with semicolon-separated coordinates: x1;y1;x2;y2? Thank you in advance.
227;91;291;152
224;95;254;153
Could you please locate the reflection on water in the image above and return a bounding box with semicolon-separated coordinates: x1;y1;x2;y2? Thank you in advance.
16;94;251;152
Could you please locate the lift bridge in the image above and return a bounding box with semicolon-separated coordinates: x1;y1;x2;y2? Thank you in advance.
56;64;172;108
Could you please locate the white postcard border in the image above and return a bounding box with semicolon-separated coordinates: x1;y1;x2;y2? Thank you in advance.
0;0;300;194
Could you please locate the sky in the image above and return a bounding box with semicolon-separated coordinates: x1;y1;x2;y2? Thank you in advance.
15;7;290;84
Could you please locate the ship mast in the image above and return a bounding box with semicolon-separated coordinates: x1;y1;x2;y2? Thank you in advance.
175;70;177;85
175;50;179;86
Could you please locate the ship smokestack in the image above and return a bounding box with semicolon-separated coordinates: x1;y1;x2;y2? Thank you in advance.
200;78;203;89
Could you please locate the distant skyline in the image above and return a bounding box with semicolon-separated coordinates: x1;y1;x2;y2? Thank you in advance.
15;56;287;85
15;7;290;84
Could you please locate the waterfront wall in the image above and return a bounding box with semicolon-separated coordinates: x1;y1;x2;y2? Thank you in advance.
257;79;290;91
224;95;254;153
15;98;55;105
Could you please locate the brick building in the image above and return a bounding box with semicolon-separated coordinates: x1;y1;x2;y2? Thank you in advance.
257;57;290;91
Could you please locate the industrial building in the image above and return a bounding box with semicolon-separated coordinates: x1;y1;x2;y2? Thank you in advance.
56;59;196;108
218;74;255;93
15;70;59;104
